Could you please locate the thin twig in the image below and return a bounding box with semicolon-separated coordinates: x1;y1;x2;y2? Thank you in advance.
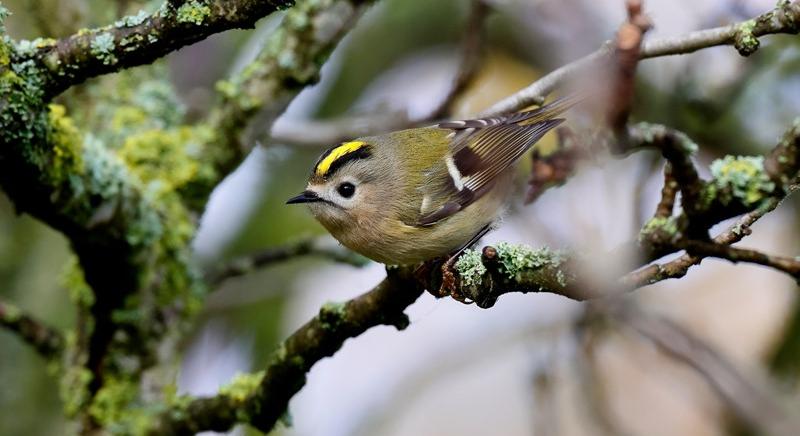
621;196;783;287
207;239;368;286
682;240;800;278
0;299;63;359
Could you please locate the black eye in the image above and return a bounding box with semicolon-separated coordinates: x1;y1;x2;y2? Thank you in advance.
337;182;356;198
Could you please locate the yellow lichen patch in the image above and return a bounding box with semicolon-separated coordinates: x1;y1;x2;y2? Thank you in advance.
111;106;149;132
315;141;366;176
119;126;214;194
47;104;84;180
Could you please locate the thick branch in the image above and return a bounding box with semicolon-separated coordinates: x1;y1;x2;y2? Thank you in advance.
152;266;423;434
27;0;297;98
0;299;63;359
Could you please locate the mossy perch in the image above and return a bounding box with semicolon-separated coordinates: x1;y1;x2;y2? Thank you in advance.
456;243;575;308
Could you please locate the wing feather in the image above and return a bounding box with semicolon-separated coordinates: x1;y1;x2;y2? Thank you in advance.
416;95;579;226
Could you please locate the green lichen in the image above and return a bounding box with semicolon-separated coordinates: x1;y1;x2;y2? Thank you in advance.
14;38;57;57
61;256;95;308
119;126;215;196
85;376;158;435
89;377;137;425
60;366;93;417
494;242;564;281
1;303;21;322
639;216;679;243
454;249;486;287
710;155;775;206
219;371;265;403
734;19;760;56
176;0;212;25
47;104;84;183
319;301;347;330
0;3;8;33
115;10;149;27
90;32;118;65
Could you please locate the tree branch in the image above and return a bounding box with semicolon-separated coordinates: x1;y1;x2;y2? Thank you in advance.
206;239;368;286
152;266;423;435
482;0;800;117
194;0;375;208
0;299;63;359
682;240;800;278
622;196;782;287
26;0;298;98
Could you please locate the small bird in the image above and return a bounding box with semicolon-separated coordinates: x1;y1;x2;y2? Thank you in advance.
287;97;578;265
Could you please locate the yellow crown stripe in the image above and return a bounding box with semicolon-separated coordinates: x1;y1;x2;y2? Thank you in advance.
315;141;367;176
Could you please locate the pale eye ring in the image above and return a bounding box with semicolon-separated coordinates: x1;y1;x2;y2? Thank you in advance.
337;182;356;198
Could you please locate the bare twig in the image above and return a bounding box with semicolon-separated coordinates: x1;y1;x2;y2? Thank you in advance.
0;299;63;359
626;123;708;238
682;240;800;278
207;239;368;286
269;113;411;147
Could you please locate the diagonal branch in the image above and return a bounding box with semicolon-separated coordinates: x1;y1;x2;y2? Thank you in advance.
151;266;423;435
0;299;63;359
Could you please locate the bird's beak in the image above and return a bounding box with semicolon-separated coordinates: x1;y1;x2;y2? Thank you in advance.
286;190;322;204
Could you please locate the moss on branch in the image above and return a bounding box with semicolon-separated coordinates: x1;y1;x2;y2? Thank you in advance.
453;243;575;308
0;299;64;359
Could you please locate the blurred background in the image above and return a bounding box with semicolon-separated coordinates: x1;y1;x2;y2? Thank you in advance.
3;0;800;434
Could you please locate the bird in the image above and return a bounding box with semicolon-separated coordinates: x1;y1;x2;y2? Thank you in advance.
287;96;578;265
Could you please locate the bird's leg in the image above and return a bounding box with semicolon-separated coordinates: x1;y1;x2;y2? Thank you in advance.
437;224;493;303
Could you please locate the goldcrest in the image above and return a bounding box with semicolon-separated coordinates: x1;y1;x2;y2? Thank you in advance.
287;97;577;265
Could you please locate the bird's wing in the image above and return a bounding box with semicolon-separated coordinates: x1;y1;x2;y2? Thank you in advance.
416;96;578;226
